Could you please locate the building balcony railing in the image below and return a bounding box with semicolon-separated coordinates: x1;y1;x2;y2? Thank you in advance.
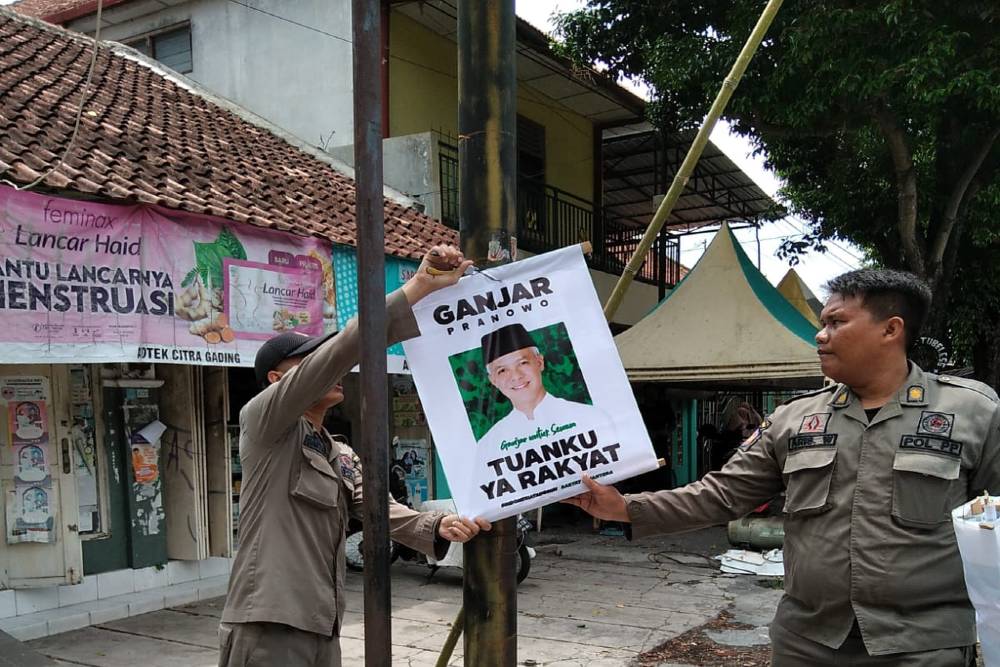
438;140;680;290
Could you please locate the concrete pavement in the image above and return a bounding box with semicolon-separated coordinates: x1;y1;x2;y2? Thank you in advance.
25;527;782;666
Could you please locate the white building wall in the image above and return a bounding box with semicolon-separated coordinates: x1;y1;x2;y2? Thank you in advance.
330;131;443;219
71;0;357;148
68;0;660;326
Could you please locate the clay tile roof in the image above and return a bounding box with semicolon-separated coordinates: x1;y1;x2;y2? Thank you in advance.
0;8;457;259
8;0;89;21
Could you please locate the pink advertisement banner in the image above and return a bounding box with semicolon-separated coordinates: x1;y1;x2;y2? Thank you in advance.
0;186;336;366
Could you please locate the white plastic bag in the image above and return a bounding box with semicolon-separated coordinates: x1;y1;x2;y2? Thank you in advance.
952;497;1000;666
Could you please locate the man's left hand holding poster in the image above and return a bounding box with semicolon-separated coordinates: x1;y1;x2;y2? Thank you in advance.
403;244;658;521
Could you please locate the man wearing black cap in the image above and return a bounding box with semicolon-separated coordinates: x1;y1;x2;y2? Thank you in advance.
478;323;604;448
219;244;490;667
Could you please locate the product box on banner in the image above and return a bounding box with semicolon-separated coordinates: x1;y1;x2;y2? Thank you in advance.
402;245;658;521
952;494;1000;666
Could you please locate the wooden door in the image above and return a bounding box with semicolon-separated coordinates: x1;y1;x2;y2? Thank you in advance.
0;366;83;588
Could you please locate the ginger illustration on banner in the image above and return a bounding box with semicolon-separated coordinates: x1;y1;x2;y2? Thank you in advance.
0;188;333;367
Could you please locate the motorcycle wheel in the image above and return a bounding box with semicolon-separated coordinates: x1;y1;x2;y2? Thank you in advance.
515;544;531;584
344;530;398;571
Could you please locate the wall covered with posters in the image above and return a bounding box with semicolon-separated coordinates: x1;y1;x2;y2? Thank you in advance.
0;186;335;367
4;376;56;544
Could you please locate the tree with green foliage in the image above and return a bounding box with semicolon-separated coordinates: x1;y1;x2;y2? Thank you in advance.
556;0;1000;382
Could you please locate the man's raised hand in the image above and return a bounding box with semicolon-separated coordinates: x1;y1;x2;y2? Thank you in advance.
402;244;473;305
561;474;631;523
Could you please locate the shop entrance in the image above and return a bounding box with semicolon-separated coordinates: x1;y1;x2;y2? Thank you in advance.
84;376;167;574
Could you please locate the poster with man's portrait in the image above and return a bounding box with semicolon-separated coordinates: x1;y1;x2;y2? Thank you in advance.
5;482;56;543
403;245;657;521
9;400;48;444
14;444;50;484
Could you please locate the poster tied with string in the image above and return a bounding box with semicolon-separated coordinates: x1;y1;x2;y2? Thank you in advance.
403;245;658;521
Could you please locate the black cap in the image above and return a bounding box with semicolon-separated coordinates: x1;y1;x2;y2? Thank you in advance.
481;323;535;365
254;329;338;388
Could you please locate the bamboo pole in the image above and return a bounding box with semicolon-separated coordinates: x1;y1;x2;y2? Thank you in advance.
435;607;466;667
602;0;785;322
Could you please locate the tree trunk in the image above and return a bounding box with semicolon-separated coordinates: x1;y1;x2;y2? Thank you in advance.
972;334;1000;390
876;107;925;276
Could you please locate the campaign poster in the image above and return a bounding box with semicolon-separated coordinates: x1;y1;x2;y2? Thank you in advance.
393;438;430;504
5;483;55;543
2;376;56;543
402;245;658;521
0;186;335;367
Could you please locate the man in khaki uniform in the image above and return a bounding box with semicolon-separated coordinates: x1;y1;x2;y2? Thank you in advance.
219;245;490;666
567;269;1000;666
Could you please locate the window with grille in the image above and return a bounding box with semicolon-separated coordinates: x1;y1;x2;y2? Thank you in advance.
125;24;193;74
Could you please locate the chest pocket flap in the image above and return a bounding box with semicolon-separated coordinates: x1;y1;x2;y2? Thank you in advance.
290;446;340;510
891;451;961;529
783;447;837;514
892;451;961;479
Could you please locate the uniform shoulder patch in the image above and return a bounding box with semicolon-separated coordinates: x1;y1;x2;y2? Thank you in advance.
739;419;772;451
779;384;838;408
338;453;356;480
935;375;999;403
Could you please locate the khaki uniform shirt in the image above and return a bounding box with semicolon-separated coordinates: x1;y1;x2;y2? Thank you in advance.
222;290;448;636
626;364;1000;656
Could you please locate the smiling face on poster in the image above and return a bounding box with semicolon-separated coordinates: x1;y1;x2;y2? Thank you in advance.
402;245;658;521
13;399;46;439
15;444;49;483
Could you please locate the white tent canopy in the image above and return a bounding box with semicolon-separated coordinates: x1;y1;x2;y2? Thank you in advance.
777;268;824;329
615;224;824;388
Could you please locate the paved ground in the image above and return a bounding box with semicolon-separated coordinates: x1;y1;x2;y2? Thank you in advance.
25;526;782;666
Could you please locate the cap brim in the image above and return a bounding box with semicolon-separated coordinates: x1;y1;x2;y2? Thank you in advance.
289;329;339;359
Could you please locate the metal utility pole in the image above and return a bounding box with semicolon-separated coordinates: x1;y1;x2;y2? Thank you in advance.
458;1;518;665
352;0;391;665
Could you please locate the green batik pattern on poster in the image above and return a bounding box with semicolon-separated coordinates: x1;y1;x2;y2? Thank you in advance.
332;245;415;356
449;322;592;441
332;246;358;331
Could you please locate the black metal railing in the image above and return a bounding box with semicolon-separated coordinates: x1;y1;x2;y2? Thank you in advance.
594;218;682;288
437;140;680;289
438;141;459;229
516;180;594;255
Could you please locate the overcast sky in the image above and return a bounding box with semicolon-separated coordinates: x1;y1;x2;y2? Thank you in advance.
517;0;862;297
2;0;860;295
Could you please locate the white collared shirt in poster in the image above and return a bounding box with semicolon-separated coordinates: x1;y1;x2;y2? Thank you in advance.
480;393;606;446
402;245;659;521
